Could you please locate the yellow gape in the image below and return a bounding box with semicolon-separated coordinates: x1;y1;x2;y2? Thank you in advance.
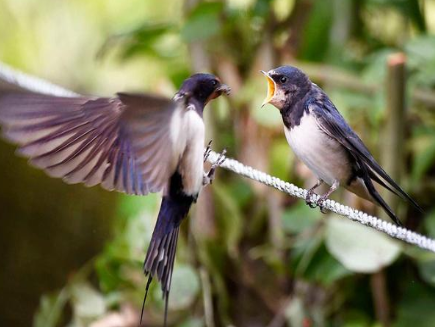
261;70;276;107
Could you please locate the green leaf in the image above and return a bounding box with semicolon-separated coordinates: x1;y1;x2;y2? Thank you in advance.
303;244;352;285
165;265;200;310
70;282;106;320
405;36;435;87
179;317;204;327
99;23;176;60
285;297;306;327
252;103;282;127
282;201;321;234
132;23;174;42
292;232;324;276
270;139;292;181
298;0;334;61
33;289;69;327
253;0;273;17
362;49;394;84
95;205;158;292
369;0;426;31
181;2;224;42
213;181;243;258
406;36;435;66
325;217;401;273
415;212;435;286
418;257;435;287
340;310;371;327
227;179;254;209
395;283;435;327
424;209;435;239
116;193;158;220
411;137;435;185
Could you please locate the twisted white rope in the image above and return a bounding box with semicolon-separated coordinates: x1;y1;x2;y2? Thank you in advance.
206;151;435;253
0;62;79;97
1;62;434;253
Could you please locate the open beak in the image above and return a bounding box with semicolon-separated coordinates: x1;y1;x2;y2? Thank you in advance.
216;84;231;96
261;70;276;107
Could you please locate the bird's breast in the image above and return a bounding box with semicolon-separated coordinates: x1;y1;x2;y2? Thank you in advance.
284;113;352;185
175;109;205;196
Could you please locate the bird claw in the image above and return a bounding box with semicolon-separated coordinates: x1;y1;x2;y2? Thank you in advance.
203;148;226;186
305;191;329;213
204;140;213;163
305;190;317;208
316;198;329;214
215;148;227;166
305;191;317;208
307;201;317;209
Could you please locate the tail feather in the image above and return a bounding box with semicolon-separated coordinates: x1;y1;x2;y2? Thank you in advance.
161;228;179;293
140;276;153;325
362;169;403;227
141;185;194;326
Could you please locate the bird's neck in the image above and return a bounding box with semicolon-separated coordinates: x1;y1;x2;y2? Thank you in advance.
280;92;310;130
187;98;205;117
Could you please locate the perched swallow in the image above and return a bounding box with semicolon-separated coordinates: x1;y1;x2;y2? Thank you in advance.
0;73;230;325
261;65;422;226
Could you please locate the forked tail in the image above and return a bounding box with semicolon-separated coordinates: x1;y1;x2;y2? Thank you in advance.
140;178;194;326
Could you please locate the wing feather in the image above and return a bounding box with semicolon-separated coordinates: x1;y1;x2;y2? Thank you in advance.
0;92;182;195
308;90;422;212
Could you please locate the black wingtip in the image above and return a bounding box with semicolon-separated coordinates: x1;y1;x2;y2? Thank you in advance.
390;211;403;227
409;197;425;215
139;276;153;326
368;169;423;216
363;171;403;226
375;191;403;227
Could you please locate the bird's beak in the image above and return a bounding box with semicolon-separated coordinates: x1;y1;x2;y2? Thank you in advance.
206;84;231;105
216;84;231;96
261;71;275;108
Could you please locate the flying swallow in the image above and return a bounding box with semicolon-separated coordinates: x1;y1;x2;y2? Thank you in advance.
0;73;230;325
261;65;422;226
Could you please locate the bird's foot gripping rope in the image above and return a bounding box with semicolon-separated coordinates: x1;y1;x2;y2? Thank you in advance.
203;146;226;186
305;179;324;208
204;140;213;163
206;150;435;254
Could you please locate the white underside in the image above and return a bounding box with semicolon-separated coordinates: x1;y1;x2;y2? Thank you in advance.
284;113;351;186
170;107;205;196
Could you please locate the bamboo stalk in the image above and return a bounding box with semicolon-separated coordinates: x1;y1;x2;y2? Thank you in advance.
371;270;391;327
381;53;406;216
371;52;407;327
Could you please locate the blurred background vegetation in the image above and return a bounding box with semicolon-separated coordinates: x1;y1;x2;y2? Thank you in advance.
0;0;435;326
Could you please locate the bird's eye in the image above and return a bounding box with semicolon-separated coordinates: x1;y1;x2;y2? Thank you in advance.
211;80;218;86
280;76;288;84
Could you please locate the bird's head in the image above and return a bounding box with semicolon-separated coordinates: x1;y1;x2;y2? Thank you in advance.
261;66;311;110
175;73;231;107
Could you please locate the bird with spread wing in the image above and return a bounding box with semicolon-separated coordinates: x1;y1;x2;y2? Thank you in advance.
0;70;230;325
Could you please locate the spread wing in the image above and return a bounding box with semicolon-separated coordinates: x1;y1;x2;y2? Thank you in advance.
0;92;182;195
308;89;422;212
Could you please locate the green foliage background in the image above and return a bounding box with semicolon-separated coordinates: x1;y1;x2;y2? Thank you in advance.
0;0;435;326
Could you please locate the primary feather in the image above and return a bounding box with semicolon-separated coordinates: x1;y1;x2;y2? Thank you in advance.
308;87;423;213
0;92;179;195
